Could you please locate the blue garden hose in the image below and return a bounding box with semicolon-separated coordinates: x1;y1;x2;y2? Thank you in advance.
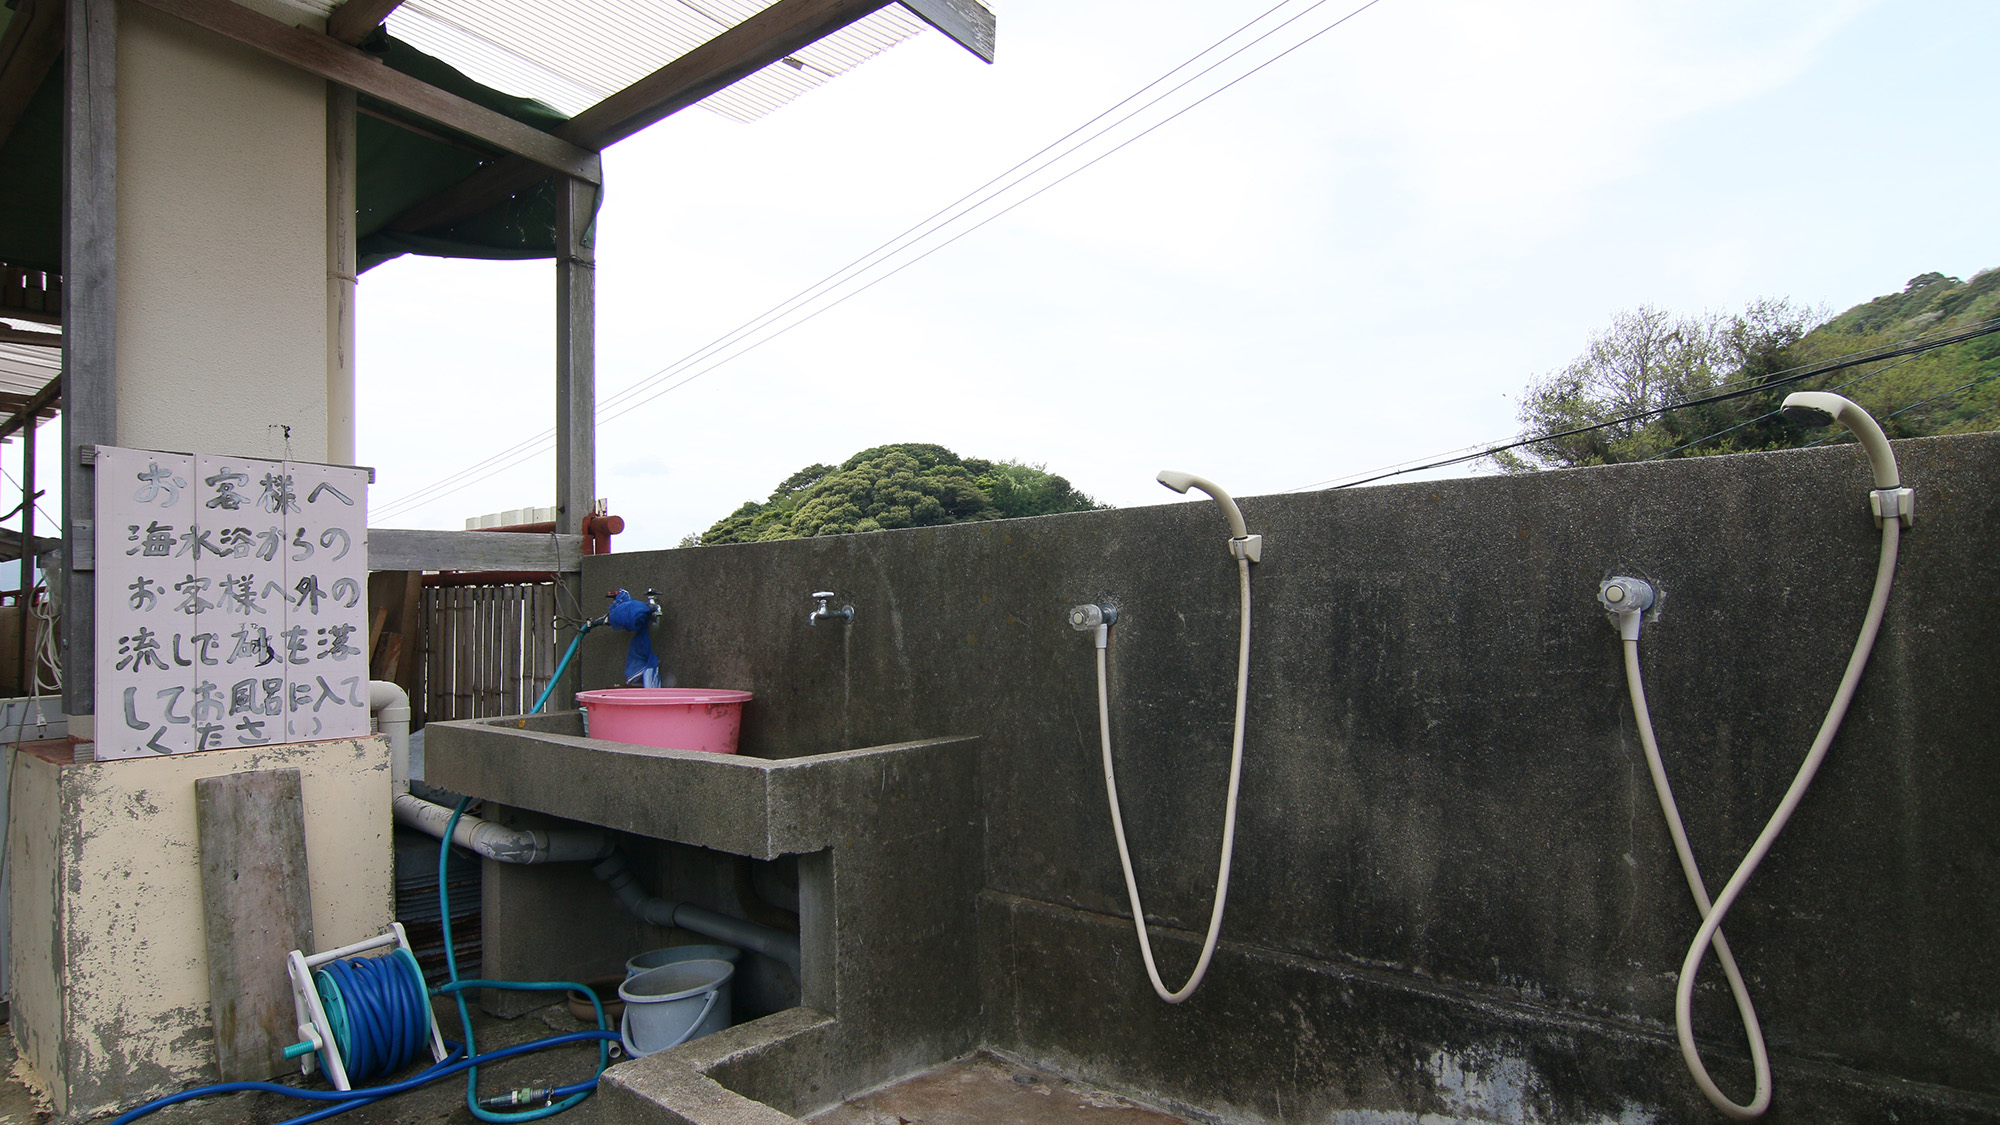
103;807;617;1125
103;1031;618;1125
314;948;429;1081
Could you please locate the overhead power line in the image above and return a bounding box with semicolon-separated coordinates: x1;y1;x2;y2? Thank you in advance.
1289;316;2000;492
372;0;1390;522
1643;348;1931;461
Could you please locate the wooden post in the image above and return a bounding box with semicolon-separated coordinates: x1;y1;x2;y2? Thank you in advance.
19;409;35;693
61;0;118;720
553;175;595;710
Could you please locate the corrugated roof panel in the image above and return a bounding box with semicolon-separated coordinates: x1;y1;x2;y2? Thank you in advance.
0;341;59;396
385;0;924;124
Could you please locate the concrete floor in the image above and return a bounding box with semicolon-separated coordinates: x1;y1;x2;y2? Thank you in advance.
809;1053;1192;1125
0;1000;616;1125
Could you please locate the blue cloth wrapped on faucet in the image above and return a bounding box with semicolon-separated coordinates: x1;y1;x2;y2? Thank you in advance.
606;589;659;686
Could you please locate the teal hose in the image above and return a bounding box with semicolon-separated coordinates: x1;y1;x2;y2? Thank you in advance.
441;797;612;1121
530;621;597;715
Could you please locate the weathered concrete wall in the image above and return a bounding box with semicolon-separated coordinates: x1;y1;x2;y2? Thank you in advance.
8;738;392;1117
425;722;987;1116
581;433;2000;1123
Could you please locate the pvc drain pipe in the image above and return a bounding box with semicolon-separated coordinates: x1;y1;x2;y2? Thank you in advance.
393;794;615;865
369;681;412;793
594;852;802;972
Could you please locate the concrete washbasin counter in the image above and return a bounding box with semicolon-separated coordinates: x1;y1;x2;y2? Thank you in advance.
422;712;985;1124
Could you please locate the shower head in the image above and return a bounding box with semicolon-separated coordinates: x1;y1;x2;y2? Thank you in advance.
1156;470;1250;541
1780;391;1900;490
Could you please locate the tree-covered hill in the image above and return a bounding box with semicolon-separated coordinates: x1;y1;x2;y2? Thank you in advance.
688;444;1106;545
1499;268;2000;470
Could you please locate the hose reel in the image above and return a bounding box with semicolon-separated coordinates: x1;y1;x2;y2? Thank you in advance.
285;923;448;1090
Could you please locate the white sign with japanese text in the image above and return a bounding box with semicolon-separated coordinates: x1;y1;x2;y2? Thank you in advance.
95;447;370;760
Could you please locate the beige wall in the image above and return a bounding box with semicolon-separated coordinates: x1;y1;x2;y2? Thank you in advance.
9;738;392;1117
115;3;331;462
6;750;61;1100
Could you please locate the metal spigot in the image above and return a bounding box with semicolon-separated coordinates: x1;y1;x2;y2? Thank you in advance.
809;591;853;627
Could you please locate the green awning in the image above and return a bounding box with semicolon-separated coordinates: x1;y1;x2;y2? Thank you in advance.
0;34;596;278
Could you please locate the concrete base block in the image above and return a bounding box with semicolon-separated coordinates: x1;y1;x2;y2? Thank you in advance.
7;737;391;1118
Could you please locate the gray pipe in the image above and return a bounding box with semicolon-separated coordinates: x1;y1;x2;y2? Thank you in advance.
594;853;801;971
393;793;613;865
395;796;799;968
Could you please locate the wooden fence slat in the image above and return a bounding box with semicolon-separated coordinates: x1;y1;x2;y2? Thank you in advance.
502;587;520;714
459;586;471;721
412;579;561;724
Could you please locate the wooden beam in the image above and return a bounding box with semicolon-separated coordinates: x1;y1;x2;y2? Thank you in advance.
1;264;61;324
325;0;404;46
0;375;61;442
388;0;894;234
0;326;62;347
569;0;894;149
125;0;601;183
0;0;66;152
61;0;116;717
897;0;993;63
367;529;584;573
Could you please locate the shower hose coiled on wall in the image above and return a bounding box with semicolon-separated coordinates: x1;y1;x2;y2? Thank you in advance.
1096;553;1252;1004
1624;514;1901;1120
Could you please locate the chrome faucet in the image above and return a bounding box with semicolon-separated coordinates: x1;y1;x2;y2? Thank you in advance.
809;591;853;627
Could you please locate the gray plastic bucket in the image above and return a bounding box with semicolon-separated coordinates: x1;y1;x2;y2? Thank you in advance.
625;943;741;978
618;959;733;1057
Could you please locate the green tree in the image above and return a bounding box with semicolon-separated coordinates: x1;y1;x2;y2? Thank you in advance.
688;444;1106;545
1498;269;2000;471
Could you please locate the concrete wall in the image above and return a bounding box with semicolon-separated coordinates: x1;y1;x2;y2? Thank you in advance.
115;1;331;462
582;432;2000;1123
8;737;392;1117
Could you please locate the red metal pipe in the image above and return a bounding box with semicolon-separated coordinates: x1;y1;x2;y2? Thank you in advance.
469;513;625;555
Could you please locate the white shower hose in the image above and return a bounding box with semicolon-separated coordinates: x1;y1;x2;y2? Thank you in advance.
1096;555;1251;1003
1625;516;1901;1119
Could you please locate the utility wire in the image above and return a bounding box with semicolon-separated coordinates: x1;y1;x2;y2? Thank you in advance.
585;0;1330;419
1643;348;1931;461
591;0;1389;425
377;0;1380;519
372;0;1390;522
1810;366;2000;442
376;0;1320;516
380;2;1322;520
1289;316;2000;492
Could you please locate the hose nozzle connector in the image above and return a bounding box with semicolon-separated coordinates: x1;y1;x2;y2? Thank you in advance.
1069;603;1117;648
1599;576;1656;641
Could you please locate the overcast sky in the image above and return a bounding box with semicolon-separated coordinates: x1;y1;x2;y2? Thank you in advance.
351;0;1999;549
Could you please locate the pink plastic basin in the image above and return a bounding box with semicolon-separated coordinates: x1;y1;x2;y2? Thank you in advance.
575;688;752;753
